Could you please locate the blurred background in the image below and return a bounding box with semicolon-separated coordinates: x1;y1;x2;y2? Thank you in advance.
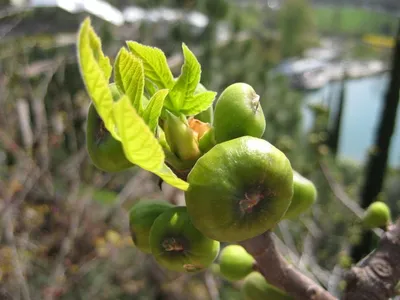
0;0;399;299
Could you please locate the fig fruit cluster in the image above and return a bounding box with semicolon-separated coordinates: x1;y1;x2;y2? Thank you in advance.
88;81;318;274
185;82;318;242
129;200;220;273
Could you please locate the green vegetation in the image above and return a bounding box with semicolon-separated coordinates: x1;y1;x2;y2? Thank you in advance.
314;6;398;35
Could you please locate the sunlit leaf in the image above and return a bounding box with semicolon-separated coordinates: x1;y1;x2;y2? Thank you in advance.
114;96;189;191
127;41;175;91
77;18;119;140
180;91;217;116
142;89;168;133
114;47;145;114
113;95;164;171
167;43;201;112
154;164;189;191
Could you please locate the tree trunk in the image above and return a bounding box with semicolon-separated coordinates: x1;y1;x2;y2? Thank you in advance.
351;21;400;262
327;73;347;156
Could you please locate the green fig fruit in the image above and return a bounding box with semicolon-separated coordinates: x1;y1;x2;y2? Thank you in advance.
210;263;221;276
362;201;391;229
241;272;293;300
219;245;255;281
129;200;174;254
185;136;293;242
86;102;133;172
283;171;317;219
149;206;220;272
213;83;266;143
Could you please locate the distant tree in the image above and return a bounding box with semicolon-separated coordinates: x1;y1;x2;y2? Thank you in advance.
351;21;400;262
278;0;316;58
327;73;347;157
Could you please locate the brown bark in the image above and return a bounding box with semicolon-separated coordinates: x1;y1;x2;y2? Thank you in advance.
240;231;337;300
343;218;400;300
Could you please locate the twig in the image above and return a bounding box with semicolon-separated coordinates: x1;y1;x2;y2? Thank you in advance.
103;170;154;224
343;218;400;300
319;160;383;237
327;265;343;297
45;186;92;300
272;232;328;286
30;57;65;173
240;231;337;300
0;164;42;220
16;98;33;151
3;211;31;300
204;271;220;300
278;221;300;257
299;234;330;287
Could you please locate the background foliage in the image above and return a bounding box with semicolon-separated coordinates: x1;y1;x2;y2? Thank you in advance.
0;0;399;299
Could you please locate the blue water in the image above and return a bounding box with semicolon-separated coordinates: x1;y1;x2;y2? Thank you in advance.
303;74;400;168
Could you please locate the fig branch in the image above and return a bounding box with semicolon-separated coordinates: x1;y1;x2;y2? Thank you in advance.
240;230;337;300
343;218;400;300
77;19;400;300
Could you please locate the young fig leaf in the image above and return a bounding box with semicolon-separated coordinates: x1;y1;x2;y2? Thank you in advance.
114;47;145;114
127;41;175;91
113;96;188;191
168;43;201;111
142;89;168;133
77;18;118;140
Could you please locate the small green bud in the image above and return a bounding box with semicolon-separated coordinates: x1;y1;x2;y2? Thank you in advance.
219;245;255;281
241;272;293;300
362;201;391;229
164;111;201;162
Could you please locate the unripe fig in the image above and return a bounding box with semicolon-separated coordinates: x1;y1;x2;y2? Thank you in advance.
149;206;220;272
86;101;133;172
213;83;265;143
241;272;293;300
283;171;317;219
185;136;293;242
210;263;221;276
129;200;174;253
198;127;216;153
219;245;255;281
362;201;391;229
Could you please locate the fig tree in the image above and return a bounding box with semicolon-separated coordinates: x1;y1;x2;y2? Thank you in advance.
185;136;293;242
241;272;293;300
362;201;391;229
129;200;174;253
213;83;266;143
149;206;220;272
283;171;317;219
219;245;255;281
